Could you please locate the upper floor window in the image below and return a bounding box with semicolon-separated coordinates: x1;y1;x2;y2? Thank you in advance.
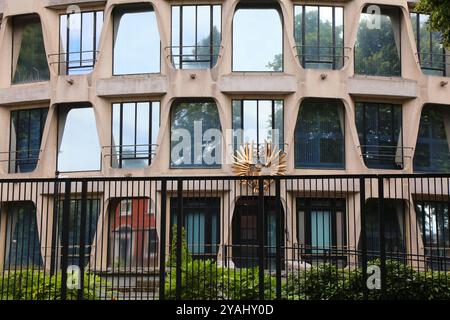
57;105;101;172
12;15;49;84
355;102;404;169
9;107;48;173
232;99;284;149
170;99;221;168
233;4;283;72
111;101;160;169
414;104;450;173
58;10;103;75
294;5;344;70
171;5;221;69
355;5;401;77
294;99;345;169
411;12;448;77
113;4;160;75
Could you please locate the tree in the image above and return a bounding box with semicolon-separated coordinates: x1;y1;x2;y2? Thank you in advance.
416;0;450;47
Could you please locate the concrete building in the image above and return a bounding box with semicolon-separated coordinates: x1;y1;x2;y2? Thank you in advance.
0;0;449;298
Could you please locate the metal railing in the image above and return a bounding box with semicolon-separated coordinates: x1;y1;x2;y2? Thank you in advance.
357;145;414;168
294;45;352;70
48;50;99;75
0;174;449;300
416;51;450;76
0;149;42;174
102;144;158;169
165;45;222;69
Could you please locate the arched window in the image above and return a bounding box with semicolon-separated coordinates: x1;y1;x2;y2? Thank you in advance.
354;5;401;77
113;4;160;75
170;99;221;168
294;99;345;168
232;3;283;71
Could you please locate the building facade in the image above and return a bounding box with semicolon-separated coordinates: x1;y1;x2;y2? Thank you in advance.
0;0;449;298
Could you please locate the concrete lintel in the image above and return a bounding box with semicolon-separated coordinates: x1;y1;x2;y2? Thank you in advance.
44;0;106;9
219;74;297;94
348;76;418;99
0;83;51;105
96;75;168;98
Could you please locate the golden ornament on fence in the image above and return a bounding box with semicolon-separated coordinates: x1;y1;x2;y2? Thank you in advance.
232;142;287;193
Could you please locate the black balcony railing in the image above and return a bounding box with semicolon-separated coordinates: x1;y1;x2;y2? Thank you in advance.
357;145;414;169
102;144;158;169
166;45;222;69
294;45;351;70
0;174;450;300
48;50;99;75
0;149;42;174
416;51;450;77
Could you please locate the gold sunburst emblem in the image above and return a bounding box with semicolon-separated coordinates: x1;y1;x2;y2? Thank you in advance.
232;142;287;192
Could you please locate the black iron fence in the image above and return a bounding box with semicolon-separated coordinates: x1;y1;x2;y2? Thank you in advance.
0;174;450;300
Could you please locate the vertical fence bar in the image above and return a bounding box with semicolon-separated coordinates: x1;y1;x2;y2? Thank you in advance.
77;180;87;300
60;180;71;300
159;179;167;300
275;178;282;299
378;177;386;297
176;179;183;300
258;177;265;300
359;177;368;299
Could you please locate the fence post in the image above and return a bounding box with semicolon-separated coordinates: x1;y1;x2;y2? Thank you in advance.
378;177;386;298
359;177;368;299
60;180;71;300
258;177;265;300
77;180;87;300
50;179;60;276
175;179;184;300
275;178;282;299
159;179;167;300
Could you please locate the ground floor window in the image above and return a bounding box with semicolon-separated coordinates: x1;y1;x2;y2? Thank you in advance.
360;199;406;261
108;198;158;269
56;199;100;267
2;202;42;269
296;198;346;266
415;201;450;270
170;198;220;259
232;197;284;269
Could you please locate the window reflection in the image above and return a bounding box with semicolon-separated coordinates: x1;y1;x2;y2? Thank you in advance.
9;108;48;173
294;6;344;70
295;99;345;168
58;106;101;172
411;13;447;77
233;5;283;71
232;100;284;148
59;11;103;75
111;101;160;169
114;5;160;75
170;100;221;168
414;104;450;172
12;15;49;84
354;5;401;77
171;5;221;69
355;102;403;169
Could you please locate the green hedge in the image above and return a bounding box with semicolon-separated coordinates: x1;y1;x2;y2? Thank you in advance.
0;269;109;300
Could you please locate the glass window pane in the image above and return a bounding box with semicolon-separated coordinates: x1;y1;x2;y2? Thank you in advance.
355;6;401;77
414;105;450;172
295;99;344;168
355;103;402;169
114;6;160;75
170;101;221;168
258;100;272;144
243;100;258;144
81;12;94;67
233;7;282;71
172;6;180;68
58;107;101;172
13;17;50;84
151;102;160;146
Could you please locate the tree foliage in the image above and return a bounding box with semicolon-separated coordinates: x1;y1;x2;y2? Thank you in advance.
416;0;450;47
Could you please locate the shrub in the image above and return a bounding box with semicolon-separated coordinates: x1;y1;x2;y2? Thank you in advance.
0;269;109;300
